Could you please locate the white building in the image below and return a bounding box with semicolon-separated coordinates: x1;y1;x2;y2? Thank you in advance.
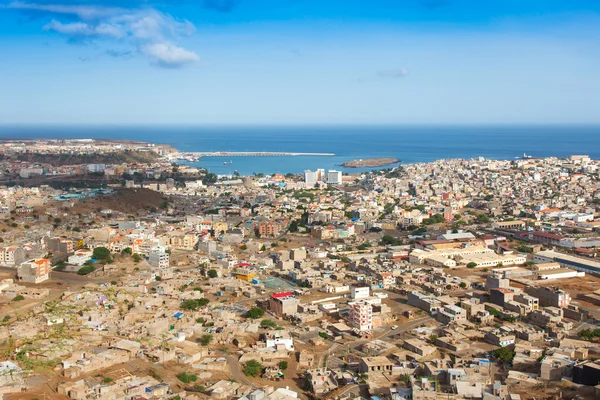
349;300;373;332
265;331;295;351
68;249;93;266
350;285;370;300
304;170;317;184
327;170;342;185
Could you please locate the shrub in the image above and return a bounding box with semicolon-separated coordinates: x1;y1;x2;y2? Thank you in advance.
12;295;24;302
180;298;210;311
207;269;218;278
260;319;278;329
246;307;264;319
199;334;213;346
278;361;288;370
243;360;263;377
77;265;95;275
177;372;198;384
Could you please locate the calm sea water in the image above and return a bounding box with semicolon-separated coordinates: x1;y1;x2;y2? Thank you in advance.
0;125;599;175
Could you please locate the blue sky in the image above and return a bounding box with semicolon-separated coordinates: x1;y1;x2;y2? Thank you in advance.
1;0;600;125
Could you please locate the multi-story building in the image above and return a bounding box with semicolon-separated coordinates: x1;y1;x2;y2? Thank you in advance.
327;170;342;185
524;286;571;308
350;285;370;300
148;251;169;269
349;300;373;332
269;292;299;317
17;258;51;284
304;170;317;184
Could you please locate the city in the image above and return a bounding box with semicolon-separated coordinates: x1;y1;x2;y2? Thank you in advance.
1;141;600;399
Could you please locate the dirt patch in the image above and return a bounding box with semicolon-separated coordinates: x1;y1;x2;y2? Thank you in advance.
72;188;167;215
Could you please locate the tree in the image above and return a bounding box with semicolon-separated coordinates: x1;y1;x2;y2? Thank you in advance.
207;269;218;278
247;307;265;319
155;276;162;282
177;372;198;384
318;332;329;340
199;334;213;346
289;220;299;233
77;265;95;275
132;253;142;263
493;347;516;364
459;282;467;289
278;361;288;371
467;262;477;269
12;295;24;302
243;360;263;377
240;244;247;251
121;248;132;255
92;247;111;260
180;298;210;311
260;319;278;329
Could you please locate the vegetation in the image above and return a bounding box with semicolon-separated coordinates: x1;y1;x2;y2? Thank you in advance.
493;347;516;364
207;269;218;278
579;328;600;341
77;265;95;275
92;247;111;260
180;298;210;311
12;295;24;302
278;361;288;371
199;334;213;346
243;360;263;377
132;253;142;263
260;319;278;329
247;307;265;319
467;262;477;269
380;235;402;246
318;331;329;340
177;372;198;384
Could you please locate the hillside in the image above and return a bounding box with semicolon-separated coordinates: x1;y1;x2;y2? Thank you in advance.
72;188;168;214
0;150;162;166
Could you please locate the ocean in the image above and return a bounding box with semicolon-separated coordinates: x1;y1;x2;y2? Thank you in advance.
1;125;599;176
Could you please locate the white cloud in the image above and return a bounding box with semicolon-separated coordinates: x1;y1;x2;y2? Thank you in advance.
8;1;123;20
8;1;199;68
43;19;125;38
141;42;200;68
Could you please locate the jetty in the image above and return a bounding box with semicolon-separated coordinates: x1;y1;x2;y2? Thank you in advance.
172;151;335;161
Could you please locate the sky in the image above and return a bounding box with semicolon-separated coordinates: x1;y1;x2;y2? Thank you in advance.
1;0;600;125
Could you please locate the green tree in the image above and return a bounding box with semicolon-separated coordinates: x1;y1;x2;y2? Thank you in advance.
92;247;111;260
77;265;95;275
12;295;24;302
289;220;299;233
199;334;213;346
243;360;263;377
177;372;198;384
132;253;142;263
180;298;210;311
260;319;278;329
467;262;477;269
121;248;132;255
247;307;265;319
493;347;516;364
278;361;288;371
207;269;218;278
459;282;467;288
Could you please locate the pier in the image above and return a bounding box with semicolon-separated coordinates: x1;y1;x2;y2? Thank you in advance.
174;151;335;159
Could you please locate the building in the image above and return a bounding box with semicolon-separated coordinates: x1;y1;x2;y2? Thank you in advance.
350;285;370;300
349;300;373;332
534;250;600;275
326;170;342;185
359;356;394;374
265;331;295;351
68;249;93;266
524;286;571;308
269;292;299;317
17;258;51;284
304;170;317;184
148;251;169;269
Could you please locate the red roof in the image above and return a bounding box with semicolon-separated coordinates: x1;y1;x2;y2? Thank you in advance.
271;292;294;299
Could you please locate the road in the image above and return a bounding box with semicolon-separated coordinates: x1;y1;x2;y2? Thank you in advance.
221;353;257;388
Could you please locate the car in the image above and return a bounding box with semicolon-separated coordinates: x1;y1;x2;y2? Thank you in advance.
391;325;399;330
